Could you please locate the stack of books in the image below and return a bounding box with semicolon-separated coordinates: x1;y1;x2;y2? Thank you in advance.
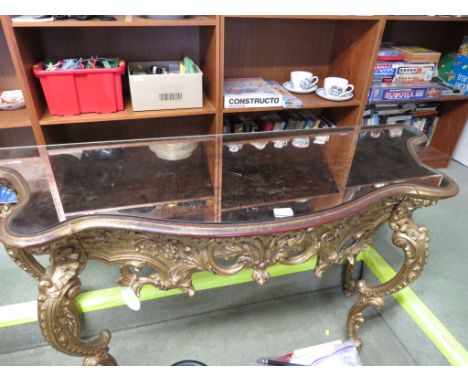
362;102;439;145
368;44;442;102
223;110;335;134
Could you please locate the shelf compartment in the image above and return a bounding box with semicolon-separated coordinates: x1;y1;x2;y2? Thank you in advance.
11;16;217;28
40;95;216;126
348;127;443;186
223;93;360;113
221;142;341;210
65;196;214;220
49;142;215;215
47;135;214;156
383;19;468;59
0;125;36;147
13;24;219;129
385;16;468;22
223;17;381;121
11;191;60;234
0;108;31;129
344;173;443;203
221;193;342;222
221;126;355;145
41;115;216;145
414;145;451;169
0;154;61;233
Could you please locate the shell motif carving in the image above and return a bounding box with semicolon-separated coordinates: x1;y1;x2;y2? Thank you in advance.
79;228;320;296
76;198;401;298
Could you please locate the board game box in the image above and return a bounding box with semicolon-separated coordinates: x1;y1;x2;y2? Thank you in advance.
224;77;283;108
392;46;441;63
368;83;442;102
373;62;436;83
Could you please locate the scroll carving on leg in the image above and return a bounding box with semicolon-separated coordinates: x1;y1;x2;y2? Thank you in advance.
347;196;436;349
37;238;117;366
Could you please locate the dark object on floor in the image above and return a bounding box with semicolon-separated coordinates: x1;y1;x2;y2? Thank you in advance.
171;360;207;366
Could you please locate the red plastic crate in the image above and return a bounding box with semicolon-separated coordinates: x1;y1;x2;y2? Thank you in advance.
33;61;126;116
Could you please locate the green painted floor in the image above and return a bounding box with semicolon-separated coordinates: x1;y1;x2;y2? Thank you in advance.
0;160;466;365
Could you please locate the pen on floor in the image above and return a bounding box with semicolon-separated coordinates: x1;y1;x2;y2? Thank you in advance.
257;358;305;366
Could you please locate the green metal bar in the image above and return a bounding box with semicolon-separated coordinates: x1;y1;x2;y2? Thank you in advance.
0;256;318;327
359;246;468;366
1;246;467;367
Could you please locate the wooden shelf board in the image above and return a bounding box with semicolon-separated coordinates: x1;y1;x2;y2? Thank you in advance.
221;127;355;146
0;108;31;129
64;195;214;218
414;145;451;168
385;16;468;22
47;135;215;156
368;95;468;106
226;16;381;21
223;93;360;114
438;95;468;102
39;96;216;126
220;192;341;213
12;15;217;28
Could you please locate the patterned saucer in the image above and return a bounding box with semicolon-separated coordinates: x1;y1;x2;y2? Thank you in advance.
282;81;317;94
316;88;353;101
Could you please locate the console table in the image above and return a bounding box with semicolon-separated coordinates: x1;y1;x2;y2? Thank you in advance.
0;125;458;365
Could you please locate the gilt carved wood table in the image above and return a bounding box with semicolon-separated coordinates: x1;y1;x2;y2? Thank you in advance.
0;125;458;365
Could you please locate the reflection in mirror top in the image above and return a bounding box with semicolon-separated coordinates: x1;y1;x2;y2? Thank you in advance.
0;124;448;234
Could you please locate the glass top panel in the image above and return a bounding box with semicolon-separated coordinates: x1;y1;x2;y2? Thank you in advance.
0;125;444;234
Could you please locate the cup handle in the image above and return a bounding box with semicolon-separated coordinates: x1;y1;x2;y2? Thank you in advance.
310;76;319;86
341;84;354;98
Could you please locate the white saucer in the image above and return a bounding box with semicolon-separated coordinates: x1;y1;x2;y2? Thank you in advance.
282;81;317;94
316;88;353;101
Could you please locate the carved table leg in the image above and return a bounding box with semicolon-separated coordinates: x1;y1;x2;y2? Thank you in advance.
37;239;117;366
347;197;435;349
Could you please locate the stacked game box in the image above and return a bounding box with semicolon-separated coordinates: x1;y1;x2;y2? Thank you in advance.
368;44;443;102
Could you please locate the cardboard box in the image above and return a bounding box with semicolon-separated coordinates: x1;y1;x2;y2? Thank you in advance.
393;46;441;63
373;61;436;83
129;61;203;111
368;83;442;102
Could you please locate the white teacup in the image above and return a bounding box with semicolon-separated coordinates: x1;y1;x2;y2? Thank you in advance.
370;130;382;139
324;77;354;98
388;127;403;138
313;135;330;145
228;144;243;153
273;139;288;149
292;137;310;148
290;71;319;91
251;141;268;150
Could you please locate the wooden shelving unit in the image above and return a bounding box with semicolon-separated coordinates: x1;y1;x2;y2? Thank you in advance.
0;15;466;221
0;19;34;144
